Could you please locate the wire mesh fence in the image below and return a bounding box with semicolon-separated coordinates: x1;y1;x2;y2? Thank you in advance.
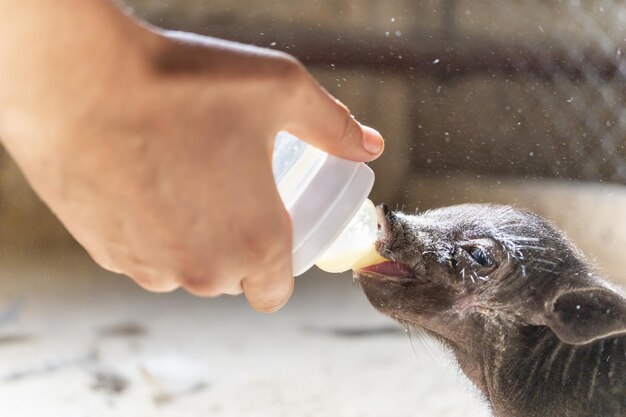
137;0;626;185
404;0;626;185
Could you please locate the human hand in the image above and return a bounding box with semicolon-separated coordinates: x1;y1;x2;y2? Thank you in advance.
0;0;384;312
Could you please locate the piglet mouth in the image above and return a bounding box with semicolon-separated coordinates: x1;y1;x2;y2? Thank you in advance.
356;261;416;283
354;204;416;283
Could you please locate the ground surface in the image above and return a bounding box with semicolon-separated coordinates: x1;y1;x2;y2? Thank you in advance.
0;251;490;417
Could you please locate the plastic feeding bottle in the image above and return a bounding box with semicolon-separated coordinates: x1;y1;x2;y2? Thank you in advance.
272;131;386;276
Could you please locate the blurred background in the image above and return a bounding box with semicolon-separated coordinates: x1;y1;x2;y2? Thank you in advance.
0;1;624;416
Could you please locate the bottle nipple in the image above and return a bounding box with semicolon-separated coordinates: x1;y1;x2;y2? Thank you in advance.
315;199;388;273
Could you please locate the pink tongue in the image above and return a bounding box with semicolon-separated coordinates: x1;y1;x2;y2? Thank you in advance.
360;261;414;278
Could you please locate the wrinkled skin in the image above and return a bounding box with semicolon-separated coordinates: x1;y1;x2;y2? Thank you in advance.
356;204;625;417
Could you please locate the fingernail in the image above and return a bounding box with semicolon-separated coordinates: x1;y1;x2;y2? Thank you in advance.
361;125;384;155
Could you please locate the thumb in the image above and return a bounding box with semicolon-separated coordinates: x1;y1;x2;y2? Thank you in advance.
282;73;384;162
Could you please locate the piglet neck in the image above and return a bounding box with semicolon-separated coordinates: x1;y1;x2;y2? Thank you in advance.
480;326;625;417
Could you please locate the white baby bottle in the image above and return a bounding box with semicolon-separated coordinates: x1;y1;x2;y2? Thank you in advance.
272;131;386;275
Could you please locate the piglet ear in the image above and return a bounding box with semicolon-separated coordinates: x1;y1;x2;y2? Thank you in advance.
544;287;626;345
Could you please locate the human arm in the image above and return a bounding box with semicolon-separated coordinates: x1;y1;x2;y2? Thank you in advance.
0;0;384;311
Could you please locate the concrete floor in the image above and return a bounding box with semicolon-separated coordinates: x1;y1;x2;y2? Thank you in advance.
0;250;490;417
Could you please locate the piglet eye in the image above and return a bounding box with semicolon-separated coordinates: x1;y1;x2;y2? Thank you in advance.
468;247;492;267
